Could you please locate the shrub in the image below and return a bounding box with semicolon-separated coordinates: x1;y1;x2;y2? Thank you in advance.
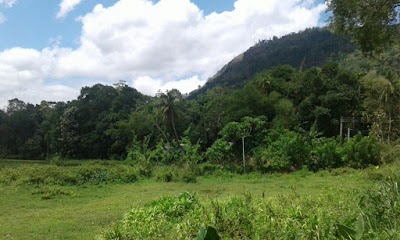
31;186;73;200
206;139;233;163
254;129;311;172
0;161;139;186
126;136;154;178
340;134;382;168
77;165;109;184
380;144;400;164
100;192;199;239
337;179;400;239
180;137;203;169
196;163;224;176
154;167;176;182
308;138;342;171
179;170;197;183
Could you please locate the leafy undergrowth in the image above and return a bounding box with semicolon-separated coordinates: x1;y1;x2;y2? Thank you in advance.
99;190;361;239
99;170;400;239
0;161;139;186
31;185;74;200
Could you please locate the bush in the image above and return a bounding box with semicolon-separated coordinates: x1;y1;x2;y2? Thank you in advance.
196;163;224;176
101;192;199;239
159;171;174;182
0;161;139;186
77;165;110;184
380;144;400;164
206;139;233;163
340;134;382;168
308;138;342;171
179;170;197;183
180;137;203;168
154;167;176;182
337;179;400;239
31;186;73;200
254;129;311;172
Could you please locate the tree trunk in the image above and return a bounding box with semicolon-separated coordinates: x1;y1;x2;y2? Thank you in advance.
154;123;170;143
387;111;392;143
242;136;246;174
171;115;179;141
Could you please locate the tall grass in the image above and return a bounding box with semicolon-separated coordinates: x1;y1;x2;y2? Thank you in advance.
99;190;364;239
100;179;400;240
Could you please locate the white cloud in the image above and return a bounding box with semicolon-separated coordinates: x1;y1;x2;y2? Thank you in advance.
55;0;325;86
161;76;205;95
132;75;205;96
132;76;162;96
0;0;326;107
57;0;83;19
0;0;16;7
0;47;76;108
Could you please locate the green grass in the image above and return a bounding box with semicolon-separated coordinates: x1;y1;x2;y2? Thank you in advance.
0;160;392;239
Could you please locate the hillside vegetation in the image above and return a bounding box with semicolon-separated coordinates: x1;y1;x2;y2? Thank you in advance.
189;28;355;97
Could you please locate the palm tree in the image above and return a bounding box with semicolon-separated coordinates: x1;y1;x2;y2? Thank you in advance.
159;89;182;141
379;77;400;142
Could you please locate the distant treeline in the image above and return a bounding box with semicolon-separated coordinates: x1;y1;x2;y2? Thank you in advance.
0;30;399;173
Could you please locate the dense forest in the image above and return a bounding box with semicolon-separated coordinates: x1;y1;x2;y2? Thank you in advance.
0;27;399;173
189;28;355;98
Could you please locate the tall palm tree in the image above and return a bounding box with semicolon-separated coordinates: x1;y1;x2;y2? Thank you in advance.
380;77;400;142
159;89;182;141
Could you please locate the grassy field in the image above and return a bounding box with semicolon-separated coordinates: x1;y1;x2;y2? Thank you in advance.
0;160;393;239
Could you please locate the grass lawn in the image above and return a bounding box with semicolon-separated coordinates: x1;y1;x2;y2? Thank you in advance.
0;163;377;240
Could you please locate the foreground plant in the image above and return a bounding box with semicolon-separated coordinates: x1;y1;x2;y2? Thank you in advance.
99;189;362;239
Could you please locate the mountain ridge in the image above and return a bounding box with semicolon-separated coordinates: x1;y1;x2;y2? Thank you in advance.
189;28;355;98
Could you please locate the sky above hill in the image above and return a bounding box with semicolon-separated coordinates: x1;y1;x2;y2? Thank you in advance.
0;0;327;107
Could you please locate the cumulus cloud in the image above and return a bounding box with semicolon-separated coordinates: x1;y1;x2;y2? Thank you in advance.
57;0;83;19
132;75;205;96
0;0;326;107
0;47;79;107
56;0;325;93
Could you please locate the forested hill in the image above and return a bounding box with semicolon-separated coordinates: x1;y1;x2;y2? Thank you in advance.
189;28;355;98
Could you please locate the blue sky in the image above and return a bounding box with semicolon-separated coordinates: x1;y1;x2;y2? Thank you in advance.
0;0;117;50
0;0;241;50
0;0;328;107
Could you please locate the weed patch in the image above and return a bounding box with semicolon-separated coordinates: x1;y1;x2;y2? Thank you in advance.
100;190;361;239
31;186;73;200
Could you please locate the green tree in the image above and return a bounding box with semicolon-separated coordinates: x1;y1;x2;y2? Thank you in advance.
219;116;268;172
37;101;66;159
360;71;400;142
0;110;7;157
159;89;183;141
326;0;400;54
194;87;231;148
297;63;360;136
4;99;43;159
60;106;80;158
223;84;269;124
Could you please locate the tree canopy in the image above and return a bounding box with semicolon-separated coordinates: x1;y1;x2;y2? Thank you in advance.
326;0;400;54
